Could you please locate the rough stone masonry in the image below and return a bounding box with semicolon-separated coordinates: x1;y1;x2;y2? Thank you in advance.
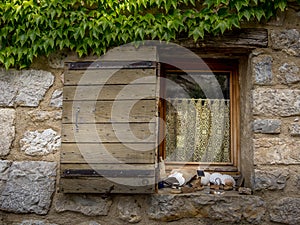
0;8;300;225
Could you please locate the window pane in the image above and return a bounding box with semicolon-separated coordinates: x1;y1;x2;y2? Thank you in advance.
165;72;231;163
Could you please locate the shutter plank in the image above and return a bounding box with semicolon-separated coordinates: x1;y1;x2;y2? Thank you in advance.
60;177;155;193
62;100;156;123
62;123;156;143
61;163;155;171
65;69;156;85
63;84;156;101
61;143;155;164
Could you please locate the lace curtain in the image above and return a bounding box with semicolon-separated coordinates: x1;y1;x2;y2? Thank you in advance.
165;98;230;162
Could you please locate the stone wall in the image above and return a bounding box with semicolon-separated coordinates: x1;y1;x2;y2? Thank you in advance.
0;6;300;225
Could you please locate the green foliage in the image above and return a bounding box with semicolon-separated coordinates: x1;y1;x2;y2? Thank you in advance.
0;0;293;69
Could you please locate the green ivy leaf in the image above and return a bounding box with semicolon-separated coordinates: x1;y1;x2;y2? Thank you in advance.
189;27;204;42
241;9;252;21
0;53;4;64
254;8;265;21
275;0;287;11
0;0;297;69
234;0;249;11
230;16;240;28
214;20;228;34
4;57;14;70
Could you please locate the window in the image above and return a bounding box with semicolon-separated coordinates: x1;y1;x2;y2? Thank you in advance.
159;59;239;173
60;55;240;194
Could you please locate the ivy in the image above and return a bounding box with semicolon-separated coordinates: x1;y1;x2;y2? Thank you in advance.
0;0;297;69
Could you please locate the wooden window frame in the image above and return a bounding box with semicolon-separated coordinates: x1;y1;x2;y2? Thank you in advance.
158;59;240;174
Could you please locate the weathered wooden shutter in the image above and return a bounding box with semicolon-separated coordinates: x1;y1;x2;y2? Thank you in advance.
60;48;158;193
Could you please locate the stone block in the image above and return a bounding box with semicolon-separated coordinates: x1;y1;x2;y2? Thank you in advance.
18;220;57;225
49;89;63;108
253;88;300;117
0;69;54;107
296;175;300;189
0;70;18;106
278;62;300;84
289;123;300;136
0;109;15;156
0;160;11;193
28;110;62;122
117;197;143;223
0;161;56;215
253;119;281;134
254;138;300;165
270;29;300;56
148;194;265;224
78;222;101;225
253;55;273;85
55;193;112;216
20;129;61;156
253;168;289;191
270;197;300;225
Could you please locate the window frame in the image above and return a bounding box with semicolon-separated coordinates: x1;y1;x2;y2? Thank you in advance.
158;59;240;173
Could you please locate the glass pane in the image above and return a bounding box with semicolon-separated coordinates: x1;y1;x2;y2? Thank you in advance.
164;72;231;163
165;72;230;99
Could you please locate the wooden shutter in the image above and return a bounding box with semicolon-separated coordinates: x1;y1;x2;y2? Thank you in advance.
60;53;158;193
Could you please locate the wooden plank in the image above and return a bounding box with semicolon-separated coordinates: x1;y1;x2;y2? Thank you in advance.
175;28;268;48
99;45;157;62
59;177;155;193
62;169;155;177
165;164;238;172
63;84;156;101
62;123;156;143
61;143;155;164
60;163;155;171
65;68;156;85
62;100;156;123
67;61;156;70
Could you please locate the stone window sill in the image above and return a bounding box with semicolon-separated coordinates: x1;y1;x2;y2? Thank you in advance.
149;189;265;224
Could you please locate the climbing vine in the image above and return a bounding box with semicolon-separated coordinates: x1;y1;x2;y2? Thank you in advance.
0;0;298;69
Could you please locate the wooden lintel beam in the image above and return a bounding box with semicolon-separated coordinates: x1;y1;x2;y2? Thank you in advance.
177;28;268;49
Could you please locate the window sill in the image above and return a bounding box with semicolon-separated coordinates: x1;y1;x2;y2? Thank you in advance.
157;187;249;196
149;189;264;224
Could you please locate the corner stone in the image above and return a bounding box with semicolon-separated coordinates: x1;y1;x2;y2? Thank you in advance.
0;109;15;156
253;168;289;191
278;62;300;84
253;119;281;134
270;197;300;225
289;123;300;136
254;138;300;165
0;161;57;215
270;29;300;56
253;88;300;116
252;55;273;85
55;193;112;216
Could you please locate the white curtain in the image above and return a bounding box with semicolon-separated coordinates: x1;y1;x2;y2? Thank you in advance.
165;98;230;162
